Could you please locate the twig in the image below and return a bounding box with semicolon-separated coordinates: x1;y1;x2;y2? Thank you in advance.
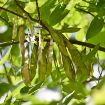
35;0;41;23
0;16;12;27
69;40;105;52
0;6;47;30
75;6;95;17
1;0;9;7
14;0;38;22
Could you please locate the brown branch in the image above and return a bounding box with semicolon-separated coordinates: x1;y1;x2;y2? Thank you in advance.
1;38;105;52
69;40;105;52
0;7;26;19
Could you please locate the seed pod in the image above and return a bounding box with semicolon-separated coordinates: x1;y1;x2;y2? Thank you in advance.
65;38;88;82
38;47;47;81
18;25;25;66
43;21;68;56
12;17;18;40
29;44;38;81
22;63;31;85
62;54;75;81
46;40;53;76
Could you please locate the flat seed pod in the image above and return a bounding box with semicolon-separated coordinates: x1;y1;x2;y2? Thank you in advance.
22;63;31;85
29;44;38;81
65;38;89;82
18;25;25;66
46;39;53;76
38;48;47;81
12;17;18;40
61;54;75;81
42;21;68;56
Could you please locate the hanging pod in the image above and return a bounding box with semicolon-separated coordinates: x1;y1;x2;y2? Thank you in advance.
18;25;25;66
46;39;53;76
38;46;47;81
21;63;31;85
29;44;38;81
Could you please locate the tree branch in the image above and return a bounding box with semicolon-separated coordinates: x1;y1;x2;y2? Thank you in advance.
1;39;105;52
35;0;41;23
0;7;26;19
69;40;105;52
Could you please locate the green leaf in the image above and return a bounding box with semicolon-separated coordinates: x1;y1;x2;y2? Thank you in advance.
0;46;12;66
62;54;75;80
28;82;43;94
49;4;69;26
0;83;14;97
85;44;100;60
63;91;75;105
88;30;105;47
20;86;30;94
24;2;36;13
0;26;12;42
86;16;104;40
40;0;57;22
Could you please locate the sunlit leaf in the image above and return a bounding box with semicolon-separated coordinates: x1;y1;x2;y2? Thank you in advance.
49;4;69;26
86;16;104;40
40;0;57;22
25;2;36;13
20;86;30;94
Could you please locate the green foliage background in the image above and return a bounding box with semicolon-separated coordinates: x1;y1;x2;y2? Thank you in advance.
0;0;105;104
